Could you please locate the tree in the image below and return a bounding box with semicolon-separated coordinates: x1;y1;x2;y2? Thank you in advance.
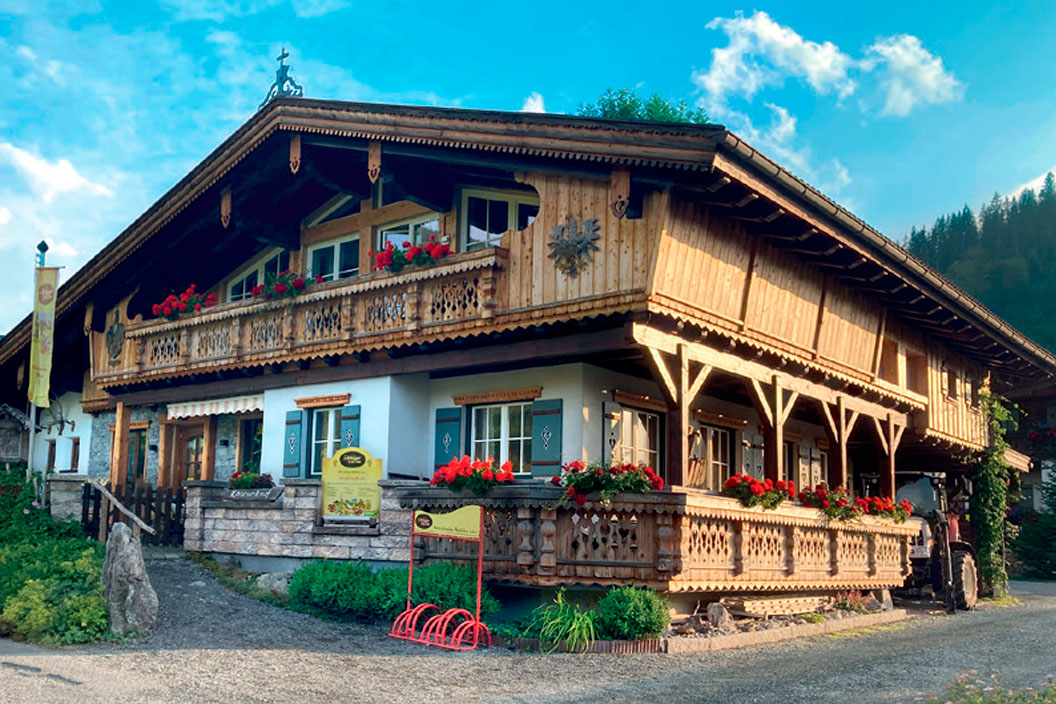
577;88;709;124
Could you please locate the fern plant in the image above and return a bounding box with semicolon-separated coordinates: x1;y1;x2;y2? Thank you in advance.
531;589;596;653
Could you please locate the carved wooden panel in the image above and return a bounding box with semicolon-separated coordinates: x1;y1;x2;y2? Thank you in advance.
299;301;342;343
246;311;285;352
145;333;180;368
194;322;232;360
424;274;481;323
362;289;408;333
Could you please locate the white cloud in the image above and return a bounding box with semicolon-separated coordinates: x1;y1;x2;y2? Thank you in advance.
0;143;112;204
864;35;963;117
0;206;10;226
160;0;349;21
763;102;796;143
694;11;856;118
521;92;545;113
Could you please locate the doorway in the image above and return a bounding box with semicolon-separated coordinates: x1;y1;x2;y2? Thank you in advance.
171;423;205;486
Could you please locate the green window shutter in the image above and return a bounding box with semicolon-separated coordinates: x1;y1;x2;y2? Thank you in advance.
530;399;563;477
602;401;622;464
434;407;462;469
340;404;361;449
282;410;306;478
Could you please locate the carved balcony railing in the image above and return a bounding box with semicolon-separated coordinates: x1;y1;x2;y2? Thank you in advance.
395;484;920;593
94;249;505;385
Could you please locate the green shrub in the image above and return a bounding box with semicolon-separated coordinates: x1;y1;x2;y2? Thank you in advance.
288;560;499;623
1013;512;1056;578
595;586;670;640
0;466;108;645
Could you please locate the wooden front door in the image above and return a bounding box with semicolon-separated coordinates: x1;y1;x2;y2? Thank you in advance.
171;424;205;486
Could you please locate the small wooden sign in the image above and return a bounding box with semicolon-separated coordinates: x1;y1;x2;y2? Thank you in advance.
223;487;283;502
321;447;383;521
412;505;482;541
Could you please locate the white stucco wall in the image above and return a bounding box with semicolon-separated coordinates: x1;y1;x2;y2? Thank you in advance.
388;373;430;478
261;377;393;480
31;391;93;473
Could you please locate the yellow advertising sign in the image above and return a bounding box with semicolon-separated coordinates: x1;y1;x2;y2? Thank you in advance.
412;505;482;541
28;267;58;408
321;447;382;521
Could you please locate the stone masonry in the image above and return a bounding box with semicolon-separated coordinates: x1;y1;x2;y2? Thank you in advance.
47;474;87;521
183;479;413;564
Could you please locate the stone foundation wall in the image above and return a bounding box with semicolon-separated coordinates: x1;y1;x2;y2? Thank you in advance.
183;479;413;564
47;474;87;521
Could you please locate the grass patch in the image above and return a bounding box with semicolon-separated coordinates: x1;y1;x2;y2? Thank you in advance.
827;621;910;639
798;613;825;624
979;595;1022;608
187;553;291;609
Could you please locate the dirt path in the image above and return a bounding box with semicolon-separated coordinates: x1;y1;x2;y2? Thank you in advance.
1;558;1053;704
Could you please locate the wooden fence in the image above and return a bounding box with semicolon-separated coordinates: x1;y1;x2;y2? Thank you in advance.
81;482;185;547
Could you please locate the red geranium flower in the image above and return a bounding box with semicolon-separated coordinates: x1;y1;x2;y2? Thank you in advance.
573;494;587;507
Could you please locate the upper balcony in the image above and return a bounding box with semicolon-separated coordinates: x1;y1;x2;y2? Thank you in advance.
93;248;506;387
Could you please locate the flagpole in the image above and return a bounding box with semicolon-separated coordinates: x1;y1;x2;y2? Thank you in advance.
26;241;47;486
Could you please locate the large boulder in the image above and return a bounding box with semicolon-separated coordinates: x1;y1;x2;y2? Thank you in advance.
706;602;736;633
101;523;159;636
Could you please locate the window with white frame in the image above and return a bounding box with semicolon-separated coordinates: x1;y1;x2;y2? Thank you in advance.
693;424;730;490
615;407;660;469
228;249;289;302
307;233;360;282
462;189;540;250
310;407;342;476
378;215;441;251
470;402;533;474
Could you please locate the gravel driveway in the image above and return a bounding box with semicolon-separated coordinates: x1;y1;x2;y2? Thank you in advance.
1;556;1053;704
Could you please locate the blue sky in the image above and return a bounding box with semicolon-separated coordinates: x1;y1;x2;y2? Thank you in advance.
3;1;1056;331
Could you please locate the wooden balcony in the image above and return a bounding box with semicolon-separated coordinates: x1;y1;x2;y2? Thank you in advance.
395;484;920;593
94;249;505;386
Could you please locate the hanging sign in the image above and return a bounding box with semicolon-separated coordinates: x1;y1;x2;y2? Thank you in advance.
321;447;382;521
412;505;483;541
28;267;58;408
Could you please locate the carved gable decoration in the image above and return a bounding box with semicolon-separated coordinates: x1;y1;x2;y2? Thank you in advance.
547;217;600;278
105;310;125;365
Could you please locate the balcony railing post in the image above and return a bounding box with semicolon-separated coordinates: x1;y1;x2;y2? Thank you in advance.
515;506;536;572
134;338;145;373
733;520;748;576
178;328;190;365
829;529;841;577
785;525;798;577
230;318;242;360
340;293;355;341
282;303;295;351
867;532;878;576
480;267;497;319
656;513;675;573
538;508;557;576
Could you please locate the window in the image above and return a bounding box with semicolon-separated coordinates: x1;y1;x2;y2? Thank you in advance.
228;249;289;302
379;215;441;251
615;407;661;469
307;234;360;282
878;338;899;385
471;402;533;474
462;189;540;250
693;424;731;490
126;430;147;484
69;437;80;473
45;440;56;471
798;448;828;490
238;417;263;474
906;351;927;395
310;407;342;476
784;441;797;482
944;367;959;399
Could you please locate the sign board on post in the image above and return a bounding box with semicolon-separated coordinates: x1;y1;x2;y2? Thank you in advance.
28;267;58;408
321;447;382;521
389;504;490;651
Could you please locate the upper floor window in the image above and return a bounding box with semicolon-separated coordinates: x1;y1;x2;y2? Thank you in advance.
379;215;440;251
308;234;359;283
462;189;539;250
691;424;730;490
228;249;289;302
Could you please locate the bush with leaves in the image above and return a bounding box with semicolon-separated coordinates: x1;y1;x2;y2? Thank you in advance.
595;586;669;640
529;589;596;652
288;560;499;623
1013;471;1056;578
971;392;1017;596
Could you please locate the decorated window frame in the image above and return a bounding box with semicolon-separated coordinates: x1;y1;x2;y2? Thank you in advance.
378;214;441;251
306;233;360;283
468;401;534;475
460;187;540;251
227;248;289;302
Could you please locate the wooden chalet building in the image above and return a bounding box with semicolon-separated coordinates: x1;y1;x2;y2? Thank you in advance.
2;95;1051;593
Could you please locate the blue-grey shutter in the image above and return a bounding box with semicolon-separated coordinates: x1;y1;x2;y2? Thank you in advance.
340;404;361;449
434;407;461;468
282;410;306;478
530;399;563;477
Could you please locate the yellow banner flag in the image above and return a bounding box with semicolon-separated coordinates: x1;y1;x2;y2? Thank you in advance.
28;267;58;408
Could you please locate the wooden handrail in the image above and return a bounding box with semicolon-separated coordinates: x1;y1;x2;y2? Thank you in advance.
90;479;157;536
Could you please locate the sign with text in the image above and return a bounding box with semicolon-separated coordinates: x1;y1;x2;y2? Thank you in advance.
321;447;382;521
412;505;482;541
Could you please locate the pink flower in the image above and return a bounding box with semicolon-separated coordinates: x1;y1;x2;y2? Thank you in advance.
22;508;30;514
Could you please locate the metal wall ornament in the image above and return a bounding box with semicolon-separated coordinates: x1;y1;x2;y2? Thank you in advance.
105;310;125;365
547;217;600;278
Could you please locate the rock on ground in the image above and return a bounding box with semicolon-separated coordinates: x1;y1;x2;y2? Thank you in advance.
706;602;735;632
101;523;159;636
255;572;293;595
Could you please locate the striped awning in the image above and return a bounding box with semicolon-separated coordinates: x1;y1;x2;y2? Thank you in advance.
167;394;264;420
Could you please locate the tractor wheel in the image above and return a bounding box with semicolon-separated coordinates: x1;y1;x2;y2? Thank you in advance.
952;550;978;610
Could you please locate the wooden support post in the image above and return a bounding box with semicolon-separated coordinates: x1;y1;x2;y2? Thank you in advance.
110;402;131;487
649;344;712;488
157;422;171;489
879;414;905;497
202;416;218;482
820;397;858;489
752;376;798;482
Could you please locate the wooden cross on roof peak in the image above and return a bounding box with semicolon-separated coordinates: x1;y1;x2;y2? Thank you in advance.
259;45;304;110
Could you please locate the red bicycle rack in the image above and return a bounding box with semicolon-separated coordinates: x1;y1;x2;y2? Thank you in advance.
389;506;491;651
